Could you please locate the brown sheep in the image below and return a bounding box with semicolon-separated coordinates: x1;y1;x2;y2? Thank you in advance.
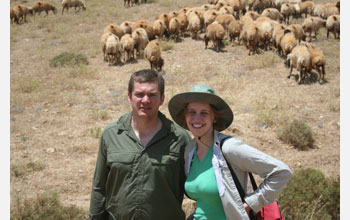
326;15;340;39
10;7;19;24
261;8;283;22
120;21;134;35
287;23;306;43
299;1;315;18
32;1;57;16
255;17;276;51
304;42;326;83
228;20;242;44
187;11;201;40
215;14;236;32
204;22;225;52
279;30;297;57
158;13;170;30
13;5;33;24
176;12;189;37
61;0;86;15
120;34;135;63
229;0;246;19
203;9;218;30
153;19;167;39
240;21;259;55
313;4;326;18
131;27;149;58
132;19;154;41
105;35;121;65
104;24;124;39
169;17;181;41
100;32;116;62
324;6;339;18
286;44;311;84
144;40;164;71
280;3;296;24
302;16;326;41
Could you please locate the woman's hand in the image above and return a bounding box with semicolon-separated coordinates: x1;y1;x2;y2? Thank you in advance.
244;203;253;215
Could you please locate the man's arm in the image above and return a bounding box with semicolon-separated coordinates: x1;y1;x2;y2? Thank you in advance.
89;136;109;220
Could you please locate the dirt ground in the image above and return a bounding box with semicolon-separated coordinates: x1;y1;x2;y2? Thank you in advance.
9;0;341;217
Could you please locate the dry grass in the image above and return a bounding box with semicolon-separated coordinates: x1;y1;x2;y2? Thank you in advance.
10;0;340;217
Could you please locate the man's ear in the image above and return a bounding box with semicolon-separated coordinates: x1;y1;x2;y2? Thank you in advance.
127;92;132;103
160;94;165;105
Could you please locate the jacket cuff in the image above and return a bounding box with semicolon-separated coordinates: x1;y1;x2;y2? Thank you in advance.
244;192;264;213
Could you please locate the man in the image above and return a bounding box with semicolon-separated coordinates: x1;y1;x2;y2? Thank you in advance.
89;69;191;220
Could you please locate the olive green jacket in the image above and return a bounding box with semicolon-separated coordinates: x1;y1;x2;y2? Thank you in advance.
89;111;191;220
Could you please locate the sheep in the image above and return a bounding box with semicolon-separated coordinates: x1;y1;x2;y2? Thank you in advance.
120;21;134;35
204;22;226;52
120;34;135;63
158;13;170;29
312;4;326;18
169;17;181;41
287;23;306;43
272;0;288;11
240;21;259;55
100;32;116;62
280;3;296;24
152;20;165;40
273;23;287;49
215;14;236;32
10;8;19;24
261;8;283;22
132;19;154;40
176;12;189;37
299;1;315;18
105;34;121;65
326;15;340;39
324;6;339;18
286;44;311;84
255;17;276;51
249;0;272;14
104;24;124;39
131;27;149;59
168;10;178;20
304;42;326;83
12;5;33;24
229;0;246;19
187;11;201;40
32;1;57;16
203;9;219;30
279;30;297;57
144;40;164;71
218;5;234;15
228;19;242;44
61;0;86;15
124;0;133;7
209;0;219;4
302;16;326;41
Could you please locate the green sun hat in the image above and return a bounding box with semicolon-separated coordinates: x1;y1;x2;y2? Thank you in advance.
168;84;234;131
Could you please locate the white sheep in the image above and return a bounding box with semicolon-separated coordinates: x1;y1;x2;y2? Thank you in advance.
169;17;181;41
255;17;276;51
153;19;167;39
187;11;201;40
286;44;311;84
144;40;164;71
313;4;326;18
203;9;219;30
326;15;340;39
105;34;121;65
100;32;116;62
61;0;86;15
120;21;134;35
132;19;154;41
204;22;226;52
120;34;135;63
131;27;149;58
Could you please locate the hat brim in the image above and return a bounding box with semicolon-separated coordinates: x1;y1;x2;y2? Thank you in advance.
168;92;234;131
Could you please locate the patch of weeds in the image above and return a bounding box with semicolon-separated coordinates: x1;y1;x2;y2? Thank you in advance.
222;40;231;46
159;39;174;51
91;109;110;121
329;100;340;112
11;190;86;220
10;161;45;178
277;120;315;150
254;98;288;128
90;127;102;139
16;78;41;93
158;0;173;7
49;52;88;68
246;51;281;70
278;168;340;220
68;65;97;79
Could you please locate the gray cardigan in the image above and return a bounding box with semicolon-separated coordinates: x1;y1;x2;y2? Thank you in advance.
184;130;292;220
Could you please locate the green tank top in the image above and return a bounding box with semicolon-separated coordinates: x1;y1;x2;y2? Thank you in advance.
185;144;226;220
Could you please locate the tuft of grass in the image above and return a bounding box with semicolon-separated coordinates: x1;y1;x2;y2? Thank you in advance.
246;51;281;70
91;109;110;121
11;161;45;178
277;120;315;150
159;39;174;51
90;127;102;139
49;52;89;68
254;97;289;128
15;78;41;93
11;191;86;220
278;168;340;220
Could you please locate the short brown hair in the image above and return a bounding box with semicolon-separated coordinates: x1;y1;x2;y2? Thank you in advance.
128;69;165;96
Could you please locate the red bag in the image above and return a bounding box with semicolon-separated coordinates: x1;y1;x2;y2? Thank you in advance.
256;200;284;220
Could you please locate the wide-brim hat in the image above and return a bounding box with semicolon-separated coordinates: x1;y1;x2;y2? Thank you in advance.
168;84;233;131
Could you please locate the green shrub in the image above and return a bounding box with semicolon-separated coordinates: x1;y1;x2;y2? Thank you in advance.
277;120;314;150
50;52;89;67
159;40;174;51
278;168;340;220
11;191;86;220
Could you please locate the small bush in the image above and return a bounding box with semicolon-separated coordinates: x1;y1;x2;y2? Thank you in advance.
277;120;314;150
11;191;86;220
278;168;340;220
11;161;45;178
159;40;174;51
50;52;89;67
16;78;41;93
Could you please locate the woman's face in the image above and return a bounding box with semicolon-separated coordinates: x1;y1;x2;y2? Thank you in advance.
185;102;215;138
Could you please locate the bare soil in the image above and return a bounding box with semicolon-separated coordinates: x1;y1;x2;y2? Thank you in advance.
10;0;340;216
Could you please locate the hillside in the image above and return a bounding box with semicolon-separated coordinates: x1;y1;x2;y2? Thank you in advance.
10;0;340;216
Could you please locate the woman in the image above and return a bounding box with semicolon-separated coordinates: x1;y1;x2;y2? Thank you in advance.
168;84;292;220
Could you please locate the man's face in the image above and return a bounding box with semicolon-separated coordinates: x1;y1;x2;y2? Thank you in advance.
128;81;165;119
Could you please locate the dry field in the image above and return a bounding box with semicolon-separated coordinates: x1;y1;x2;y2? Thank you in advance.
10;0;341;217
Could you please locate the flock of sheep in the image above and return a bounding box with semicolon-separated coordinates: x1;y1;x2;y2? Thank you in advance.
101;0;340;84
10;0;86;24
